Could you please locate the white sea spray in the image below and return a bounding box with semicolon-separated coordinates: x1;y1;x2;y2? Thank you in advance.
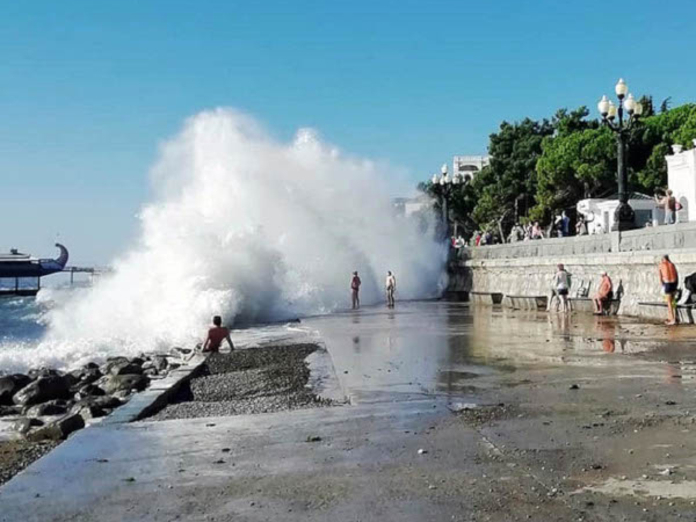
0;109;446;372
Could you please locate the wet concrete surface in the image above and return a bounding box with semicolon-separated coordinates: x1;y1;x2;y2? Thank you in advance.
4;301;696;521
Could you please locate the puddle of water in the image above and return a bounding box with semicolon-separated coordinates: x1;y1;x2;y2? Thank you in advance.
578;477;696;499
300;301;696;404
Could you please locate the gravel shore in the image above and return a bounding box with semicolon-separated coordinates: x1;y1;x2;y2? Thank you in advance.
147;343;333;421
0;350;187;487
0;439;58;487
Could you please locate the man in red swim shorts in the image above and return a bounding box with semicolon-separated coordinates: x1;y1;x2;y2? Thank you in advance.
202;315;234;353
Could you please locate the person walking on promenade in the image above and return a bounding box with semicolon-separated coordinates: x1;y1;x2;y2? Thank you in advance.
554;211;571;237
576;215;588;236
385;271;396;308
351;271;362;310
659;255;679;325
593;271;613;315
553;263;572;313
655;190;677;225
202;315;234;353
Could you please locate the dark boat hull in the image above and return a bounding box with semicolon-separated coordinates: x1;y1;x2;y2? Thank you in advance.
0;244;69;278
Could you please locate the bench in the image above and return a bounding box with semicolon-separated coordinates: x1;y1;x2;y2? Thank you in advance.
443;290;469;302
470;291;504;305
504;295;547;310
638;301;696;324
569;297;621;315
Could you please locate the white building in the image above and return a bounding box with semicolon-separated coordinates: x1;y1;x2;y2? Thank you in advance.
666;141;696;222
452;155;489;182
577;194;660;234
392;195;432;217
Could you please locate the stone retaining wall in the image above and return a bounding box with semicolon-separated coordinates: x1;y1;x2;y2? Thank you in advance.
449;248;696;317
462;221;696;261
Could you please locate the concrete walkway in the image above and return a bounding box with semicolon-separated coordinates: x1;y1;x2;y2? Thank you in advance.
4;302;696;521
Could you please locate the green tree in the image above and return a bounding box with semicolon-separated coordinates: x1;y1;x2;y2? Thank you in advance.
470;118;554;236
634;103;696;192
533;126;615;221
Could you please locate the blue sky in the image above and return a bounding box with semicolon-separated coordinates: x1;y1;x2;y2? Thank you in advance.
2;0;696;264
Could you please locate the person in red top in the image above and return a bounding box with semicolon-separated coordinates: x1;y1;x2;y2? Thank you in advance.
202;316;234;352
659;255;679;326
350;271;362;310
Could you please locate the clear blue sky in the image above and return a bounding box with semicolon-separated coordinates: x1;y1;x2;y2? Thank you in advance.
2;1;695;264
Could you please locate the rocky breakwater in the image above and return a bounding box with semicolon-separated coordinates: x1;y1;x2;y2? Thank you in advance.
0;351;184;485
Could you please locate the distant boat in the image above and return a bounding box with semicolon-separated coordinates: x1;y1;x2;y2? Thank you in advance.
0;244;69;296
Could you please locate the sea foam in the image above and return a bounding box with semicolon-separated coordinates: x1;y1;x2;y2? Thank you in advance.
0;109;445;372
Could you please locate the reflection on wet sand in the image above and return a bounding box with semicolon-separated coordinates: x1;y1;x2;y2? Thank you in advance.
302;301;696;404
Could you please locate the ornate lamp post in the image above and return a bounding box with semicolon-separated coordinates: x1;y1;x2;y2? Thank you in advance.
430;163;464;237
597;78;644;231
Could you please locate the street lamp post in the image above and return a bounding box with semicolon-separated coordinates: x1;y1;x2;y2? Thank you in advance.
597;78;644;231
430;163;464;237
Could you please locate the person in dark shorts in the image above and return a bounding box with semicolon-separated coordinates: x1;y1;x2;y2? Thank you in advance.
553;263;571;313
659;255;679;325
593;271;613;315
202;316;234;352
351;271;362;309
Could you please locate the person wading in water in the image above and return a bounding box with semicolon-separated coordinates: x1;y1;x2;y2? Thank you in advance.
351;271;362;309
659;255;679;326
385;271;396;308
202;315;234;352
553;264;572;313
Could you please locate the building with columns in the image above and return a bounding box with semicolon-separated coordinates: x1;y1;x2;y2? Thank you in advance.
452;155;489;182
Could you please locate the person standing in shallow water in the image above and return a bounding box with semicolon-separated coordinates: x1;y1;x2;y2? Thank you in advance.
350;271;362;310
659;255;679;326
553;264;571;313
385;271;396;308
202;315;234;353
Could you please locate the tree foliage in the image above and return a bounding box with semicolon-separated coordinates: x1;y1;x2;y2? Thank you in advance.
418;101;696;241
533;126;615;221
470;118;554;231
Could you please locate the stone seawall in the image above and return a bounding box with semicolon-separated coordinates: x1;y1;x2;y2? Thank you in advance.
449;248;696;317
465;222;696;260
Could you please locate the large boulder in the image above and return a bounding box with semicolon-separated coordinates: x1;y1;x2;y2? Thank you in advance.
129;357;145;366
28;368;62;380
0;405;21;417
27;413;84;441
69;367;102;386
74;384;106;401
143;355;168;372
93;395;123;409
25;401;69;417
0;374;31;405
70;400;106;420
109;361;143;376
11;417;43;435
101;357;129;375
97;374;149;395
13;375;71;406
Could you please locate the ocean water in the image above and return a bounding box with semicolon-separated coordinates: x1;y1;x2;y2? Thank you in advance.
0;109;446;374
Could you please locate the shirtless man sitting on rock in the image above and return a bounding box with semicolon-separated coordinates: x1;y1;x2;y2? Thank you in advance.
202;316;234;353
